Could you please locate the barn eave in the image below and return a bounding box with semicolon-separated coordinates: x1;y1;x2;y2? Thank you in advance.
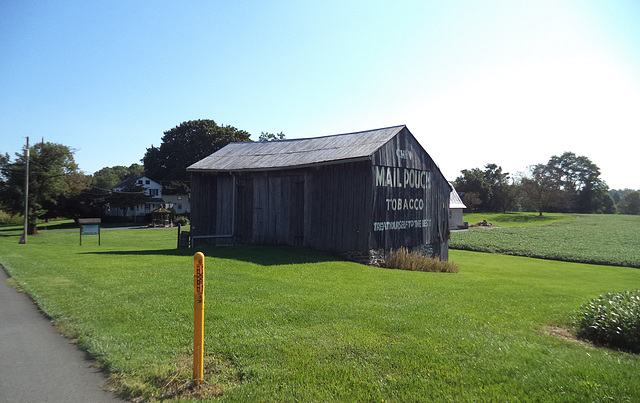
186;156;373;173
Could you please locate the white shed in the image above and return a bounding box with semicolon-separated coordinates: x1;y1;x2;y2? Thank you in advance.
449;186;467;229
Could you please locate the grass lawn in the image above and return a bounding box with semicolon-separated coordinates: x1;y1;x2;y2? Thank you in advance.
451;214;640;268
1;227;639;401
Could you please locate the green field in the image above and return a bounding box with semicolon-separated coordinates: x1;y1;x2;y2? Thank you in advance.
451;214;640;268
1;225;639;401
461;212;576;228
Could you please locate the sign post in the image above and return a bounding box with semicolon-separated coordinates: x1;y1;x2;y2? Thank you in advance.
78;218;101;246
193;252;205;385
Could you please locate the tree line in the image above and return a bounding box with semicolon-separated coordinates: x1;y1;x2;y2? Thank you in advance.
453;152;639;215
2;121;639;235
0;120;282;234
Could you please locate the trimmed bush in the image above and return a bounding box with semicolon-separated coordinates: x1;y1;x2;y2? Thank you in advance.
575;290;640;353
384;247;459;273
173;215;189;226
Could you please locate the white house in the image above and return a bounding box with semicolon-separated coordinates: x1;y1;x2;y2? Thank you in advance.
132;176;163;198
449;185;467;229
106;176;189;219
162;189;191;215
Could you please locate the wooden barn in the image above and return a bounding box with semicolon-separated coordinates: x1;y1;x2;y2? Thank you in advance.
186;125;451;263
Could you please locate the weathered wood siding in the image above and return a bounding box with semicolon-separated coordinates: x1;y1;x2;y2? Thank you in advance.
190;161;373;253
236;173;304;246
303;161;372;253
190;127;450;260
190;173;234;239
370;127;450;259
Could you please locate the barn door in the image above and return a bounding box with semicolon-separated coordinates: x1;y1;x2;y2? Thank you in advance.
251;175;304;246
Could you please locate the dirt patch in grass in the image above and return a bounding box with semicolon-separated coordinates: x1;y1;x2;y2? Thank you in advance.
543;325;593;348
108;354;243;402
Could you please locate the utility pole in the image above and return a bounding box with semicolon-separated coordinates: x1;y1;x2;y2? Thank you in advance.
19;137;29;244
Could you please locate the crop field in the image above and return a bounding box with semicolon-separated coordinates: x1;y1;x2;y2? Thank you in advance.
0;219;639;401
451;214;640;268
461;212;576;227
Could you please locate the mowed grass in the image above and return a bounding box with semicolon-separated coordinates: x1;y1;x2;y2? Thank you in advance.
1;228;640;401
451;214;640;268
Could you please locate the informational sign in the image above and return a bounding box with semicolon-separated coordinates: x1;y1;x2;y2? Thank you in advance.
78;218;101;246
81;225;99;235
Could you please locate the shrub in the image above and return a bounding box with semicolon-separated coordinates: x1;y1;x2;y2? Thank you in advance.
173;215;190;226
0;211;23;226
574;290;640;353
384;247;459;273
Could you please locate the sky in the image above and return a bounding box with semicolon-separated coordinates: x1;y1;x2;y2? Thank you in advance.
2;0;639;189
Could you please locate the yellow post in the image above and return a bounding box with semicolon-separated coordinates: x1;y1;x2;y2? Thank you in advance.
193;252;205;385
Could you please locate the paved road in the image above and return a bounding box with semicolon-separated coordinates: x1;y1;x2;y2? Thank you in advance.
0;267;124;402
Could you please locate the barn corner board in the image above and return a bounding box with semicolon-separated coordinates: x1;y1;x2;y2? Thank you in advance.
187;125;451;263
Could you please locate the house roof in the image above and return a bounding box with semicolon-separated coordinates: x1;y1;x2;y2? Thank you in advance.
449;186;467;209
112;176;138;190
112;175;160;190
187;125;406;172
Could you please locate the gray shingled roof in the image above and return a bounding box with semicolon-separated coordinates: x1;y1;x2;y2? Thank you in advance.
187;125;405;172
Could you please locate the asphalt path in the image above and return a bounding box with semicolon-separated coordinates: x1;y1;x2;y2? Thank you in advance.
0;266;124;402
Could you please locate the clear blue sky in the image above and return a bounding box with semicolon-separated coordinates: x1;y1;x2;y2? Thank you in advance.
2;1;639;189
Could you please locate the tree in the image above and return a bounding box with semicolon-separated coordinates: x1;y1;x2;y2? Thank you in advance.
0;142;81;234
520;163;564;216
453;168;489;212
460;191;482;212
518;152;613;214
453;164;514;212
143;120;251;190
258;131;286;141
42;171;96;221
57;186;109;221
92;164;144;190
618;191;640;215
482;164;515;212
105;184;148;222
609;189;638;206
577;178;616;214
544;152;611;213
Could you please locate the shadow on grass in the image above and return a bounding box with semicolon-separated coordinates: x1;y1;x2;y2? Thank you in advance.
0;222;159;233
0;221;78;232
80;245;342;266
489;213;571;224
0;227;23;233
495;214;555;223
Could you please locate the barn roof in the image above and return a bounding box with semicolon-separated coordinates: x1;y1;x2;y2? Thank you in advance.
187;125;406;172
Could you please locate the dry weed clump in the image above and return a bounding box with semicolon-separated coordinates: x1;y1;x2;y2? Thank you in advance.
384;247;459;273
108;354;241;402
